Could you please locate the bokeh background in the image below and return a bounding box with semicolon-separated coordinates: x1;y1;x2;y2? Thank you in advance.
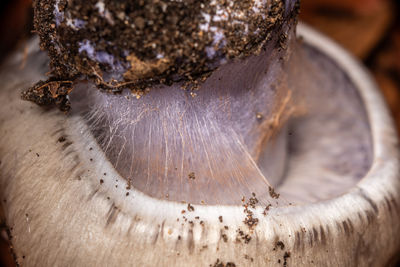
0;0;399;266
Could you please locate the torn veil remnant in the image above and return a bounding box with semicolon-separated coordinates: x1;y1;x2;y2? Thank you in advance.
23;0;299;110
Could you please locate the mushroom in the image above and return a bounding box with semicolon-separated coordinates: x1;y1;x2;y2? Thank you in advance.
0;0;399;266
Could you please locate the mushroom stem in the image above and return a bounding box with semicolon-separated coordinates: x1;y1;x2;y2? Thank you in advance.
69;29;301;205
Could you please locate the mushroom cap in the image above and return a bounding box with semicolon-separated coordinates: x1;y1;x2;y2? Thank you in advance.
0;24;399;266
34;0;299;90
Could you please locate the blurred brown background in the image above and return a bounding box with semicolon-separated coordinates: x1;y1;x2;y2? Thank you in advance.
0;0;399;266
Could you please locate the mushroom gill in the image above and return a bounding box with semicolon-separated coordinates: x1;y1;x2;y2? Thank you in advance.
0;1;399;267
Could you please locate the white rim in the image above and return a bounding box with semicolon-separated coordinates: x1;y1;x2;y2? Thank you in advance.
297;23;399;196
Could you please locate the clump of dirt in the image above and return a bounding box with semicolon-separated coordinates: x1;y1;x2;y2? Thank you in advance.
210;259;236;267
21;79;74;111
24;0;299;110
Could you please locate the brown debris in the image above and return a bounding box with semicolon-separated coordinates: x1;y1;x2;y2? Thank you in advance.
263;204;272;216
236;229;252;244
221;234;228;243
243;193;259;229
210;259;236;267
124;55;171;81
244;255;254;262
187;203;195;212
188;172;196;180
276;241;285;250
269;186;280;199
283;251;291;266
21;79;74;112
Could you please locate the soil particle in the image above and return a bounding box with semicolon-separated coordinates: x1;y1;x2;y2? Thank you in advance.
244;212;259;229
210;259;236;267
188;172;195;180
236;228;252;244
269;186;280;199
276;241;285;250
263;204;272;215
187;203;195;212
243;193;259;229
244;254;254;262
221;233;228;243
283;251;291;266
